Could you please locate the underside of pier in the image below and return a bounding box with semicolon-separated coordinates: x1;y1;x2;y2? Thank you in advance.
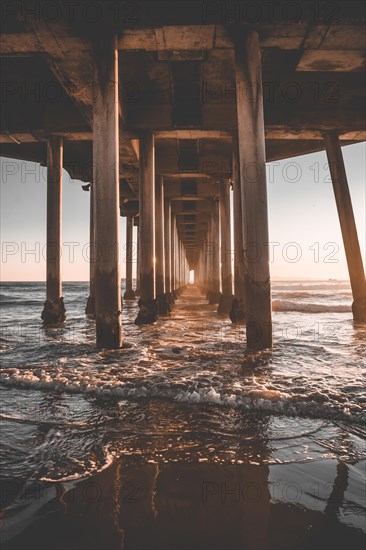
1;0;365;348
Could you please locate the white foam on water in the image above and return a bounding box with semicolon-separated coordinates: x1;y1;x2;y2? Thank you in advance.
272;300;351;313
0;367;364;425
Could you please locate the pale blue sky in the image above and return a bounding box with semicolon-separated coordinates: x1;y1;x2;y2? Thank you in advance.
1;142;365;281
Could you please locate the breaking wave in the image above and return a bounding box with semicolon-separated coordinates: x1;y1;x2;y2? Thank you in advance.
272;300;351;313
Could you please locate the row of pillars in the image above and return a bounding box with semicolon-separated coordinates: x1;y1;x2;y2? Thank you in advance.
41;30;365;350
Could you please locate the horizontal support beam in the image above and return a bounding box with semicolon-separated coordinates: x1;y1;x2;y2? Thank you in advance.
2;24;365;55
169;196;210;201
0;131;93;144
0;130;364;145
156;130;232;140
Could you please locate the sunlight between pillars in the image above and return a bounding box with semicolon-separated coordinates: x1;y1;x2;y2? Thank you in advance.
92;34;122;349
324;133;366;323
41;136;66;325
235;29;272;350
135;134;158;325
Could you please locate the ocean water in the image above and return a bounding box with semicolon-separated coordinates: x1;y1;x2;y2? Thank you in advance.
0;280;365;484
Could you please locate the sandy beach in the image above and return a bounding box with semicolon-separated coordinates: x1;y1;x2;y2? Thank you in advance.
1;447;365;549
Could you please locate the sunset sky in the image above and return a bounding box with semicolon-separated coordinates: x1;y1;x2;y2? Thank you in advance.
1;142;365;281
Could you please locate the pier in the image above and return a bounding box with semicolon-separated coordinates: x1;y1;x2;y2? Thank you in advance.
1;0;365;348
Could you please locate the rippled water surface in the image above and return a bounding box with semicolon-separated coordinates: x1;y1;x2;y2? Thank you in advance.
1;281;365;548
0;280;365;483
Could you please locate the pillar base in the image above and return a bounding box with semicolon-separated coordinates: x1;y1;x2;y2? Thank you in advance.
157;293;172;315
207;290;221;304
167;292;175;306
123;289;136;300
217;293;234;315
352;299;366;323
41;297;66;325
96;314;122;349
85;295;96;319
229;297;246;324
135;299;158;325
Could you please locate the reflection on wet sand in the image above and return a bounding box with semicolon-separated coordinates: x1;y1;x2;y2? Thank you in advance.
1;457;365;550
1;402;365;550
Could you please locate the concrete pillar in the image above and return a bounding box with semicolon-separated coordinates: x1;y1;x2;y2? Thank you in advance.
135;217;140;295
230;140;246;323
41;136;66;325
204;219;211;297
182;244;186;286
201;245;206;290
164;198;172;295
198;247;204;290
218;180;233;314
155;176;165;297
208;199;220;304
123;216;135;300
85;183;96;318
92;35;122;348
235;29;272;349
324;133;366;322
171;214;176;296
177;238;181;289
174;223;179;293
180;241;183;288
156;176;171;314
176;237;180;290
135;133;158;324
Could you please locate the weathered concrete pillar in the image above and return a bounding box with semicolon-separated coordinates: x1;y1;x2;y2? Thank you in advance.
235;29;272;349
156;176;171;314
179;238;182;290
164;198;172;295
135;216;140;296
85;183;96;318
123;216;136;300
230;140;246;323
155;176;165;297
208;199;221;304
218;180;233;314
41;136;66;325
198;248;204;290
204;218;211;298
163;197;175;311
135;133;158;324
324;133;366;322
171;214;176;296
175;239;180;293
175;224;180;293
201;245;206;290
178;238;183;292
93;35;122;348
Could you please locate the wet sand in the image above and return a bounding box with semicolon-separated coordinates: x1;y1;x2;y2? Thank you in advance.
1;455;365;550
